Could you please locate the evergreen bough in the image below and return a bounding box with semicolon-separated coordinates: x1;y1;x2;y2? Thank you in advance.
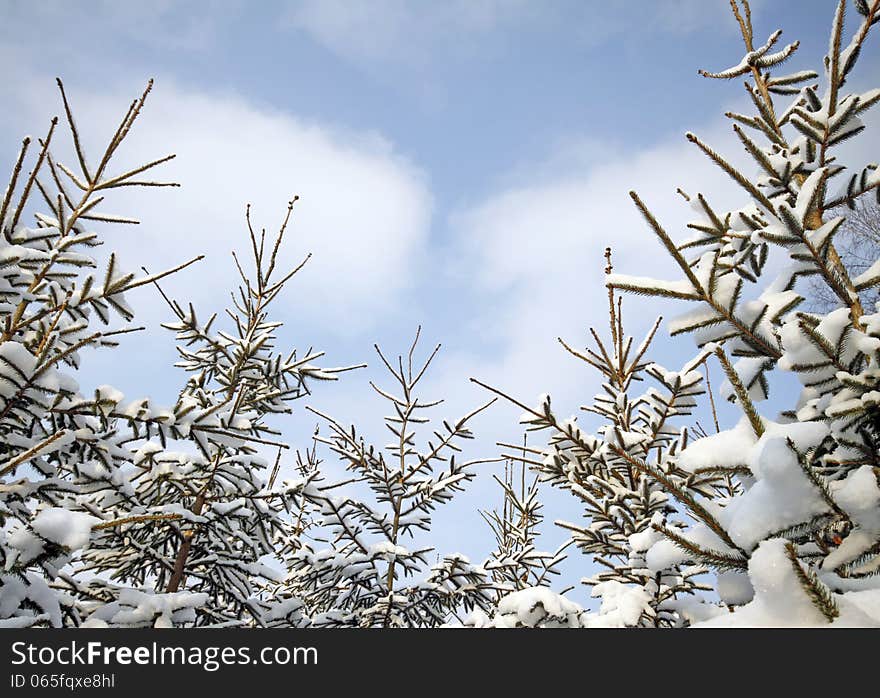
606;0;880;625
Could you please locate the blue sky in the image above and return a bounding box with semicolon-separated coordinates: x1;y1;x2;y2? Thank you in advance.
2;0;879;601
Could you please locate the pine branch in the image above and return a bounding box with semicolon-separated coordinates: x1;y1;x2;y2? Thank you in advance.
784;541;839;622
714;345;764;438
788;439;848;520
609;445;744;555
653;523;748;572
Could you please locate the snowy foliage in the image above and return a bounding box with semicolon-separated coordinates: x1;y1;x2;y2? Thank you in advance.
608;0;880;626
73;194;354;627
465;586;589;628
274;330;502;627
480;455;569;596
478;251;715;626
0;81;347;626
5;0;880;631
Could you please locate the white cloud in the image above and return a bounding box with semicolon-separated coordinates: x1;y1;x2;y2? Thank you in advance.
0;78;433;336
0;74;434;412
439;119;752;425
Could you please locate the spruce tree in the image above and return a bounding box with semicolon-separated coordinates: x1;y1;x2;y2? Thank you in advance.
454;443;577;627
474;250;714;626
75;198;355;627
479;449;569;597
0;80;349;627
277;330;501;627
606;0;880;625
0;80;194;626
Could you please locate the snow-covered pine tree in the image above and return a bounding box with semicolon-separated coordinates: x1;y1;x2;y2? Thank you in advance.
474;249;712;627
1;80;350;628
607;0;880;626
73;199;356;627
278;329;501;627
0;79;201;627
479;447;569;598
459;449;578;628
